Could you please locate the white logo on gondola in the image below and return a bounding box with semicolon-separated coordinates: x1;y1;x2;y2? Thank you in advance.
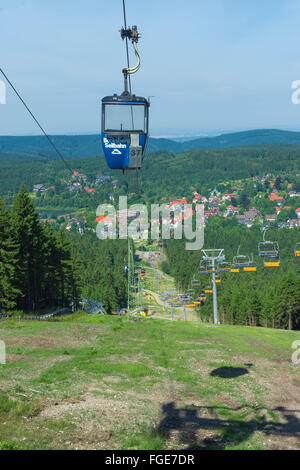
103;137;126;149
112;149;122;155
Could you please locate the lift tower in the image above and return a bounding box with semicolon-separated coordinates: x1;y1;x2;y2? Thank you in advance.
127;237;135;311
199;249;227;325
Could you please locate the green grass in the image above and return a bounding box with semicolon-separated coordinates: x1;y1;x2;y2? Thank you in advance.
0;314;299;450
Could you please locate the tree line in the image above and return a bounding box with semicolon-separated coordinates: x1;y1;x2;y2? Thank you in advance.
1;145;300;209
0;186;82;313
163;217;300;330
67;231;128;314
0;187;130;315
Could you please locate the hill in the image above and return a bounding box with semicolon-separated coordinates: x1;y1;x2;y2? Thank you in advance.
2;129;300;160
0;314;299;450
0;144;300;207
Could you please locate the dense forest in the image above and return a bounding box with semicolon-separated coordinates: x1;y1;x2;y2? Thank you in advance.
1;143;300;323
0;187;82;312
163;217;300;330
1;145;300;208
0;188;128;314
68;232;128;313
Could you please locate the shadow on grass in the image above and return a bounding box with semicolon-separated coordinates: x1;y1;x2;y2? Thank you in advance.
157;402;300;450
210;366;250;379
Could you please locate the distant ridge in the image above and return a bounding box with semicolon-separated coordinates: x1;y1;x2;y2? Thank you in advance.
1;129;300;160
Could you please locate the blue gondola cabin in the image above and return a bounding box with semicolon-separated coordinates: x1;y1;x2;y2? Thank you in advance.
101;93;150;171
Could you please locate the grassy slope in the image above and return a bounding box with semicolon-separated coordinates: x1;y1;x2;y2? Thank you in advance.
0;315;299;450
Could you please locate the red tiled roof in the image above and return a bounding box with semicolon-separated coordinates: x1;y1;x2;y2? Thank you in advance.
169;199;188;207
96;216;113;223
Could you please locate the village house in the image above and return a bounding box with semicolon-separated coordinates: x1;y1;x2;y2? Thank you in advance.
225;205;239;216
95;215;114;235
84;186;95;194
33;184;47;192
265;214;277;223
236;215;253;227
222;193;237;202
65;218;84;233
168;199;188;213
289;191;300;198
192;193;201;204
116;209;140;224
236;209;261;227
95;175;111;184
269;190;284;203
208;196;221;204
244;209;261;219
288;218;300;228
69;182;82;192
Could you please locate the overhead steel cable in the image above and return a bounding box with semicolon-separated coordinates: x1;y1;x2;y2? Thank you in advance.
122;0;133;95
122;0;135;133
122;0;140;193
0;67;74;175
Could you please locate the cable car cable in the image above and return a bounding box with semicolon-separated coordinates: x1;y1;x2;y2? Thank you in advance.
121;0;140;197
0;67;74;175
122;0;134;130
122;0;132;95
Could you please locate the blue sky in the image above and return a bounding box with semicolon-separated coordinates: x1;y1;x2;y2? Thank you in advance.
1;0;300;136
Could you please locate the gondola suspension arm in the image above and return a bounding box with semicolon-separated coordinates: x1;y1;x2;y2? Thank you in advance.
120;26;141;94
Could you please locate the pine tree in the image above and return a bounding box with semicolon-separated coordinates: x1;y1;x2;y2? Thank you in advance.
0;198;21;311
276;273;300;330
11;186;46;311
67;244;83;311
42;222;61;307
56;230;72;307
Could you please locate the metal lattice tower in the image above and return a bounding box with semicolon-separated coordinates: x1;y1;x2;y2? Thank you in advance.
198;249;226;325
127;237;135;312
136;267;144;314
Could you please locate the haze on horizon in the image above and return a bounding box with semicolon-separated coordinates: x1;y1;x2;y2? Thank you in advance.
1;0;300;137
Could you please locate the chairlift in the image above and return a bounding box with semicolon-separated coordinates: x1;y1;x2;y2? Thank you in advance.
217;261;232;272
198;259;216;274
258;229;280;258
258;229;280;267
204;285;213;294
233;246;254;268
191;279;201;288
294;242;300;258
179;293;192;303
